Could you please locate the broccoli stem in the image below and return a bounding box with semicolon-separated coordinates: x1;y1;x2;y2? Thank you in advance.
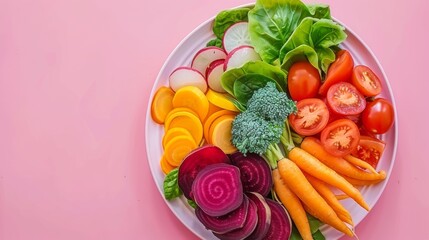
264;143;284;169
280;121;296;155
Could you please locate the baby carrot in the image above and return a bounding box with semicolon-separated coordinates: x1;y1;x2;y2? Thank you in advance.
288;147;370;211
304;173;354;226
341;174;386;186
301;137;385;181
278;159;354;237
344;155;378;174
272;169;313;240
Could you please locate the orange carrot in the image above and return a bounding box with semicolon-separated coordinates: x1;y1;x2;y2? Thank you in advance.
301;137;386;181
288;147;370;211
278;159;354;237
336;194;350;200
272;169;313;240
304;173;354;226
344;154;378;174
340;174;385;186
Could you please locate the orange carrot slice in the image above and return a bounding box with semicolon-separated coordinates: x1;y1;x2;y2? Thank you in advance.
203;110;236;143
164;135;197;167
160;154;175;174
162;127;195;149
209;115;237;154
151;86;175;124
172;86;209;121
164;111;203;145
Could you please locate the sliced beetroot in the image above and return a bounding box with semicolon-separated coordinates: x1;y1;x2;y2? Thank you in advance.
262;199;292;240
213;198;258;240
230;152;273;197
195;195;249;234
178;145;230;199
192;163;243;217
245;192;271;240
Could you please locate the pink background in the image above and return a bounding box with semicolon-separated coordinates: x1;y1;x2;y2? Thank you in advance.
1;0;428;239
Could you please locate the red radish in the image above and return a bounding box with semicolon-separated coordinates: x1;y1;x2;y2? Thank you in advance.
245;192;271;240
178;145;230;199
192;163;243;217
206;59;226;93
169;67;207;92
224;46;261;71
191;47;227;77
262;199;292;240
195;195;249;234
229;152;273;197
223;22;252;54
213;199;258;240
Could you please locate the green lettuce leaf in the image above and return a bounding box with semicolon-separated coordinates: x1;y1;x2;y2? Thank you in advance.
206;38;223;48
221;61;287;96
311;19;347;48
213;7;251;39
233;73;279;106
316;47;336;73
281;45;319;73
248;0;311;64
163;168;182;200
307;3;331;19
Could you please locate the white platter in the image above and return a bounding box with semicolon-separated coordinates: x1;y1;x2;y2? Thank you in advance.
145;4;398;240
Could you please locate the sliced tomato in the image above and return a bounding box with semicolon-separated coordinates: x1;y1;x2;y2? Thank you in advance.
351;135;386;168
289;98;329;136
319;49;354;96
361;98;395;134
287;61;321;101
352;65;382;97
327;82;366;115
320;118;360;157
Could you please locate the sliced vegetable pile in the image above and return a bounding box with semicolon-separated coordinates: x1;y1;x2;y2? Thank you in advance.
151;0;395;239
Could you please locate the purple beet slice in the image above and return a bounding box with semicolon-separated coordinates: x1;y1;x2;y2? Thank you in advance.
245;192;271;240
262;199;292;240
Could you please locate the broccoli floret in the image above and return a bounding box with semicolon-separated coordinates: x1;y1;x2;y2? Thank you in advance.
247;82;297;123
231;111;283;156
231;82;298;169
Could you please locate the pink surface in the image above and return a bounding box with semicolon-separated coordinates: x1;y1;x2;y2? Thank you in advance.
0;0;428;239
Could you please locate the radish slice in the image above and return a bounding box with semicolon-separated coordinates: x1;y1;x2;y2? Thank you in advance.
191;47;227;77
223;22;252;54
169;67;207;92
206;59;226;93
230;152;273;197
195;195;249;234
192;163;243;217
245;193;271;240
262;199;292;240
224;46;261;71
178;145;230;199
213;199;258;240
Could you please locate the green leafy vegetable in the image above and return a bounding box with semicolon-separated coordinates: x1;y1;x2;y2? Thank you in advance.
281;45;319;73
187;199;197;209
248;0;311;64
206;38;223;48
213;7;251;39
316;47;336;73
221;61;287;96
307;3;331;19
310;19;347;48
233;73;279;107
163;168;182;200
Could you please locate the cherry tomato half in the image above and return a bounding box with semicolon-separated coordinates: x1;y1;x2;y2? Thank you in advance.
320;118;360;157
352;65;382;97
361;98;395;134
289;98;329;136
288;61;321;101
351;135;386;168
327;82;366;115
319;50;354;96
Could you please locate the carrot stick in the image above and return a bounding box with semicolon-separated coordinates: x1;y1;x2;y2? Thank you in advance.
341;174;385;186
344;155;378;174
304;173;354;226
272;169;313;240
277;159;354;237
300;137;386;181
288;147;370;211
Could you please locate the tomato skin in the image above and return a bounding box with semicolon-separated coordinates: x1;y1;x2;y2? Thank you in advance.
361;98;395;134
319;50;354;96
288;61;321;101
351;135;386;168
326;82;366;116
320;118;360;157
352;65;382;97
289;98;329;136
